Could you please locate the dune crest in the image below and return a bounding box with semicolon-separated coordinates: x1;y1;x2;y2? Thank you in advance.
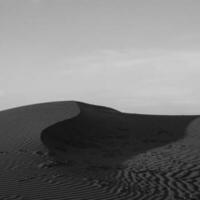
41;101;198;167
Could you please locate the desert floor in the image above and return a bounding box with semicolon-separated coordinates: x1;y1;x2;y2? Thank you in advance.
0;101;200;200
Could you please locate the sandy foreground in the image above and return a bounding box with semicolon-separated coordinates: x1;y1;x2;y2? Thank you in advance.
0;101;200;200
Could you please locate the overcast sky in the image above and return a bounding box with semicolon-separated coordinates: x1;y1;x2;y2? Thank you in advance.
1;0;200;114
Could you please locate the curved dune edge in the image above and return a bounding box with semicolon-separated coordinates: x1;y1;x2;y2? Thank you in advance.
1;101;200;199
41;101;199;168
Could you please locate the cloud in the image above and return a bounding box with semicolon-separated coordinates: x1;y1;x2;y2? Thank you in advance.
55;49;200;113
2;48;200;114
178;33;200;41
31;0;43;3
0;90;5;97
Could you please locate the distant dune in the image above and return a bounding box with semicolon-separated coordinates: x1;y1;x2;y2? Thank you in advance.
1;101;200;199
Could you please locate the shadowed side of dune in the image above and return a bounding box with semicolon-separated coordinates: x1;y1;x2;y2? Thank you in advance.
41;101;199;167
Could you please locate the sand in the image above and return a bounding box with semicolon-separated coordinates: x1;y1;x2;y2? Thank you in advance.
1;101;200;199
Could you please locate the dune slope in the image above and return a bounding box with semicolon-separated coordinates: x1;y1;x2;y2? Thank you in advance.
0;101;200;199
41;101;197;166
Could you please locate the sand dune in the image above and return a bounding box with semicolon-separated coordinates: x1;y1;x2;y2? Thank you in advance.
41;102;197;167
1;101;200;199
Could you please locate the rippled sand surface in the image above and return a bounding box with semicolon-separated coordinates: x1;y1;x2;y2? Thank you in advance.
0;101;200;200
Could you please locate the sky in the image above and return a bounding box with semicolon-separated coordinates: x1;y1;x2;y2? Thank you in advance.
0;0;200;114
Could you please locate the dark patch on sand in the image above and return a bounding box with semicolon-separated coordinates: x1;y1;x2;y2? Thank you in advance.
41;101;197;168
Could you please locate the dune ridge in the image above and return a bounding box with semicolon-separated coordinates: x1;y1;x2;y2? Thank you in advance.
41;101;197;167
